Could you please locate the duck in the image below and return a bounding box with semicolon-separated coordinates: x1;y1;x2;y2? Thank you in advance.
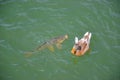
71;32;92;56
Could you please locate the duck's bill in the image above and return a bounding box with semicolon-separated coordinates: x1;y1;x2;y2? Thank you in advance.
71;48;82;56
71;47;76;54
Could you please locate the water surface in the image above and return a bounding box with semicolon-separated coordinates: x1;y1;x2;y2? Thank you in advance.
0;0;120;80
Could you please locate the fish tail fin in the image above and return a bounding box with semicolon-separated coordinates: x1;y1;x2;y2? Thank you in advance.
24;51;34;57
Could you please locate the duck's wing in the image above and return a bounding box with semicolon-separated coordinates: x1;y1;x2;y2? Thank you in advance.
89;33;92;40
84;32;89;36
87;32;92;44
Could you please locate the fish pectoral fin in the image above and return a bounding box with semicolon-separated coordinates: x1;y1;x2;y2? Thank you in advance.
47;45;54;52
56;43;62;49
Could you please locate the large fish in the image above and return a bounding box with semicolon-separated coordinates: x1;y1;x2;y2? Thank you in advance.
25;34;68;57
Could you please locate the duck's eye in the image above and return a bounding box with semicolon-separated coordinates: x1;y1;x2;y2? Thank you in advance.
77;46;81;50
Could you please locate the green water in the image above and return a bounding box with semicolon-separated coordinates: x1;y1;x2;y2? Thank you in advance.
0;0;120;80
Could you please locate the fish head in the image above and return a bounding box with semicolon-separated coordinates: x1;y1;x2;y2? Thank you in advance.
58;34;68;43
64;34;68;39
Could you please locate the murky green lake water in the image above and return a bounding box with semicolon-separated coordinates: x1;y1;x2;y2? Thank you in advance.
0;0;120;80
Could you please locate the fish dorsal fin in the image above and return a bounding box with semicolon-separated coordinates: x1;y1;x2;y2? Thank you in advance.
75;37;78;44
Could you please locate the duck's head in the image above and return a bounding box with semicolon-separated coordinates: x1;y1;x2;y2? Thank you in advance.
71;37;81;55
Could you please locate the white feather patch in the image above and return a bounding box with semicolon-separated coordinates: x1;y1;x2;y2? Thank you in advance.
75;37;78;44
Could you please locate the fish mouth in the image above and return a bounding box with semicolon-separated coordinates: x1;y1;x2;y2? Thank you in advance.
65;34;68;39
